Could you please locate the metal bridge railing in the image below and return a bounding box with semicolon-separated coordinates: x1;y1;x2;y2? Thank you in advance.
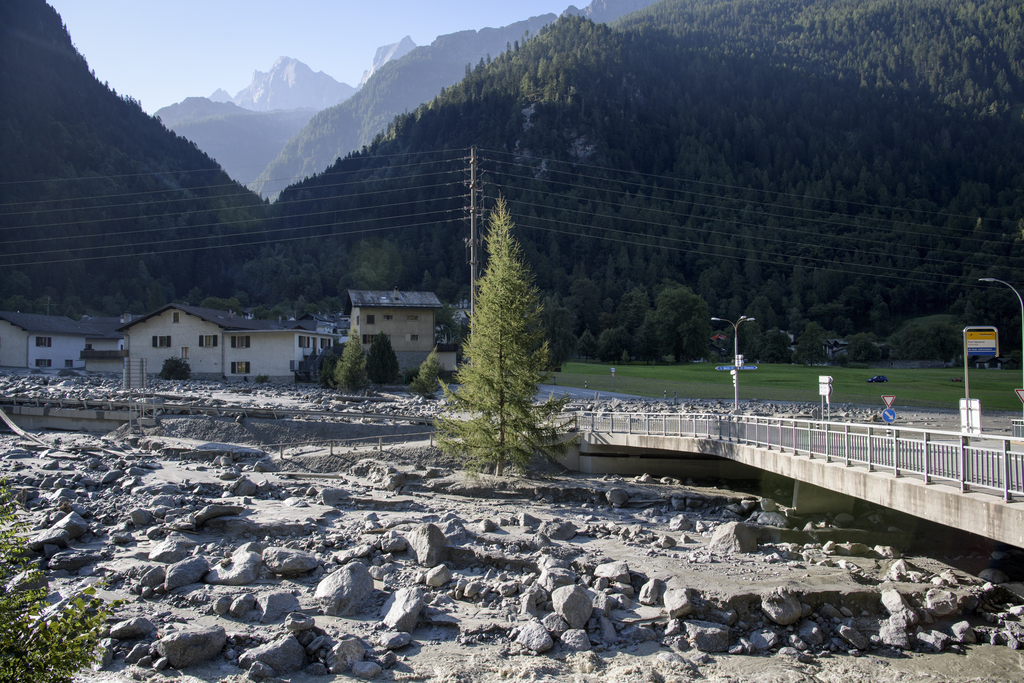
576;411;1024;503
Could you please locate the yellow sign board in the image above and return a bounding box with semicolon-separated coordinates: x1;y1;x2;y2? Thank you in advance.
964;327;999;356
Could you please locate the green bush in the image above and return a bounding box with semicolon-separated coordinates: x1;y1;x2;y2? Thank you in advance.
254;374;270;384
158;356;191;380
0;484;109;682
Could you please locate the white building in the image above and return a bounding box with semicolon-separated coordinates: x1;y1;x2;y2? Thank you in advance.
0;311;98;370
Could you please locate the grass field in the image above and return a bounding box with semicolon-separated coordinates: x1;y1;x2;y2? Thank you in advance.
553;361;1023;412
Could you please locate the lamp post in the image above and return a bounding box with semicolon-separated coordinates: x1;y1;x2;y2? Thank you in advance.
979;278;1024;417
711;315;755;412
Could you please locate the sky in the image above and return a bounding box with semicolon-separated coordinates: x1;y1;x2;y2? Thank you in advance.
47;0;573;114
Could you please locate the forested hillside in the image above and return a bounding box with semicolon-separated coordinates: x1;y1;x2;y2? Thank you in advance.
2;0;1023;364
259;0;1024;356
0;0;269;317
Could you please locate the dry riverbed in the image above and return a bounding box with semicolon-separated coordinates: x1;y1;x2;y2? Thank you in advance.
2;371;1024;682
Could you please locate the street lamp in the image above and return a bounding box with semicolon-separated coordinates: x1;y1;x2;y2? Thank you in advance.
979;278;1024;417
711;315;755;412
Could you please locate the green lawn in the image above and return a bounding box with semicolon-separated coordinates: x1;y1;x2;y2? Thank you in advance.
553;361;1023;412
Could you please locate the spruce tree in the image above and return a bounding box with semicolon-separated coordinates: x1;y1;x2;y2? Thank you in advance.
366;331;400;384
437;199;573;475
334;328;368;391
410;347;441;397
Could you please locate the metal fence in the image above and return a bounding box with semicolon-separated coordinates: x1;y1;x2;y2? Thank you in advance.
575;412;1024;502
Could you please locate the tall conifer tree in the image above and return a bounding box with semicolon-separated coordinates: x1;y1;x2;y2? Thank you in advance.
334;327;368;391
437;199;573;475
367;331;400;384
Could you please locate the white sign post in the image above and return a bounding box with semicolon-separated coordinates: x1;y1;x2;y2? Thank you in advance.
818;375;833;421
610;367;615;392
960;398;982;436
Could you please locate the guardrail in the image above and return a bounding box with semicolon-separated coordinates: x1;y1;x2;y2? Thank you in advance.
1014;419;1024;440
576;412;1023;503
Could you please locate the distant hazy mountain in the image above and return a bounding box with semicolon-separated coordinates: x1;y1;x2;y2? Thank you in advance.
360;36;417;87
209;88;232;103
253;0;662;200
155;97;315;187
231;56;356;112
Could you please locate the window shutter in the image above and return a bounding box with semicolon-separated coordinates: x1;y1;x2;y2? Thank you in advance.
152;336;157;347
231;336;236;348
213;336;218;347
199;335;204;347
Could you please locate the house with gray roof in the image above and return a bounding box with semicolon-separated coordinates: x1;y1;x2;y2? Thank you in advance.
347;289;454;371
0;311;97;370
117;304;337;381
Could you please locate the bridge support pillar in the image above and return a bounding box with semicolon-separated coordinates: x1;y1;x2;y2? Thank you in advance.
792;480;855;514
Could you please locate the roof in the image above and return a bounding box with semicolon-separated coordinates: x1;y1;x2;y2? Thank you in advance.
116;304;318;333
348;290;442;309
78;316;125;339
0;311;97;336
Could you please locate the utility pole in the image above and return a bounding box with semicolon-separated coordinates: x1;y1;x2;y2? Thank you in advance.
465;147;482;315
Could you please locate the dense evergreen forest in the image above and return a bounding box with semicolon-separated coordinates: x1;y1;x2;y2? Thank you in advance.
2;0;1024;363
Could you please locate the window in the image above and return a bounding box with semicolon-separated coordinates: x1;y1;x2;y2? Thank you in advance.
84;343;92;350
65;360;74;368
35;359;51;367
199;335;218;347
407;315;418;321
366;314;375;324
35;336;51;347
410;334;419;341
230;361;250;374
383;314;393;321
362;334;373;344
172;312;180;323
231;335;250;348
298;336;311;348
181;347;189;359
152;336;171;348
320;338;328;348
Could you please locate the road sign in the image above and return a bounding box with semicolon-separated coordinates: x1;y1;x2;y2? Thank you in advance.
964;327;999;356
737;365;757;370
882;408;896;423
715;366;734;371
819;376;833;397
960;398;981;436
1016;389;1024;404
882;395;896;408
610;367;615;375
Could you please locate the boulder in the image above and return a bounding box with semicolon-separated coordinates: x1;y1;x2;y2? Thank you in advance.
594;561;630;584
110;617;156;640
352;661;383;679
229;593;256;618
148;537;197;563
709;522;757;553
326;636;365;674
638;578;664;606
238;635;306;674
925;588;958;617
262;547;319;576
26;528;69;552
382;587;424;632
194;504;245;526
538;520;577;541
318;488;349;506
551;584;592;630
47;549;102;571
128;508;154;526
315;562;373;616
406;523;449;567
664;588;692;619
204;548;261;585
52;511;88;539
878;616;912;649
560;628;591;651
156;625;226;668
606;488;629;507
684;620;730;652
979;567;1008;584
516;620;554;653
261;591;301;623
425;564;451;587
760;587;802;626
231;477;258;497
838;624;869;650
164;556;209;591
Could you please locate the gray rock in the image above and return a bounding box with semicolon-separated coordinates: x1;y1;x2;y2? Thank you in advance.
406;523;449;567
382;587;424;632
761;587;802;626
318;487;349;506
538;520;577;541
839;624;869;650
925;588;958;617
156;624;226;668
238;635;306;674
664;588;692;618
315;562;374;616
128;508;154;526
262;547;319;576
148;538;197;563
203;548;261;585
669;514;692;531
47;549;102;571
261;591;301;622
551;584;592;630
246;661;275;680
541;612;569;637
709;521;757;553
194;504;244;526
916;629;952;652
27;527;70;552
425;564;451;587
951;620;976;644
798;619;824;646
352;660;382;679
376;631;412;650
110;617;156;640
139;565;166;588
516;620;554;653
229;593;256;618
52;511;88;539
213;596;231;615
878;616;912;649
284;612;315;632
594;560;630;584
124;642;150;664
560;628;591;651
538;566;577;593
606;488;629;507
164;556;209;591
684;620;730;652
327;636;366;674
231;477;258;497
638;578;664;606
979;567;1008;584
880;588;918;625
750;628;780;651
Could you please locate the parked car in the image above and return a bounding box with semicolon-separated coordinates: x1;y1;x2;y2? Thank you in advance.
866;375;888;383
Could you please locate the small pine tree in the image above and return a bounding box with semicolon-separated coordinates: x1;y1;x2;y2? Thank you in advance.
334;328;367;391
410;347;441;397
158;356;191;380
0;484;109;682
317;353;340;388
578;329;597;361
437;199;574;476
366;332;400;384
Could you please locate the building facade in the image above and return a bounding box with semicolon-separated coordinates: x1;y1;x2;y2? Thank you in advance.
0;311;101;370
348;289;454;370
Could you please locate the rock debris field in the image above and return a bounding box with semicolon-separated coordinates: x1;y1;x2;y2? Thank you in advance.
3;370;1024;683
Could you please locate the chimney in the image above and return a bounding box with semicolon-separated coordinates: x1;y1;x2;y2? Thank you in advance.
393;286;399;300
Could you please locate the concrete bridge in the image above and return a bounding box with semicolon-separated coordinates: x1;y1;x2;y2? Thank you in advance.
569;411;1024;548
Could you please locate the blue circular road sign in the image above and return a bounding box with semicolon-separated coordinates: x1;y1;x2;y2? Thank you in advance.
882;408;897;423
